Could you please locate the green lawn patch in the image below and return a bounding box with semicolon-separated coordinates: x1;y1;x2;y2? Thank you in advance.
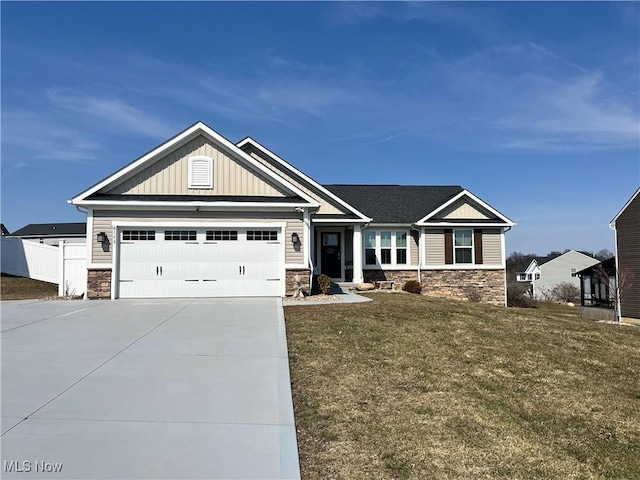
285;293;640;479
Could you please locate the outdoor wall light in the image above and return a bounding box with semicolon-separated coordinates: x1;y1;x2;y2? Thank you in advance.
291;232;300;244
97;232;107;243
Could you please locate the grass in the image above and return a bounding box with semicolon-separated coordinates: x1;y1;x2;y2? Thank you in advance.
285;293;640;479
1;273;57;300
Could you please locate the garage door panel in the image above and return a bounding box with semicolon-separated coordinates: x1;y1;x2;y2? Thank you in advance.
118;227;284;298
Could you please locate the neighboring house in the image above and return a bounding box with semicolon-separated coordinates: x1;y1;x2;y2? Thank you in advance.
1;224;10;236
68;121;515;303
10;223;87;246
610;187;640;321
521;250;599;300
577;257;617;321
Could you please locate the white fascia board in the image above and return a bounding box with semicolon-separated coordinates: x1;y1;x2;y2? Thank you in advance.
421;265;505;271
610;186;640;225
72;201;314;209
237;137;371;221
416;190;515;226
113;221;287;229
312;218;371;223
419;222;513;228
69;122;319;207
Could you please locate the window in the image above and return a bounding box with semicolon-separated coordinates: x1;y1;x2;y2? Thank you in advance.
122;230;155;241
364;230;409;266
535;273;540;280
247;230;278;241
188;156;213;189
396;232;407;264
454;229;473;264
365;231;377;265
206;230;237;241
164;230;196;241
570;268;577;277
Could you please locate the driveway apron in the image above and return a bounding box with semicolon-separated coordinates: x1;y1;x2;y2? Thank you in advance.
1;297;300;479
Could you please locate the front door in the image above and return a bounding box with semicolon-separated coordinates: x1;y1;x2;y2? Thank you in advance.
321;232;341;278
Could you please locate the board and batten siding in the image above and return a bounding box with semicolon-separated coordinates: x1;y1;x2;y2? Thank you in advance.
106;136;288;197
482;229;502;265
616;192;640;319
91;210;303;265
247;150;347;215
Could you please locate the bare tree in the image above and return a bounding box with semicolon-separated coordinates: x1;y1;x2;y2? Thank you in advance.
595;264;634;322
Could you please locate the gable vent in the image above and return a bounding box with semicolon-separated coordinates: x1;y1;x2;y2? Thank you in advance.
188;156;213;189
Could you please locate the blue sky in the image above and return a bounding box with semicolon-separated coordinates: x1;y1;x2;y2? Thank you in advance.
2;1;638;255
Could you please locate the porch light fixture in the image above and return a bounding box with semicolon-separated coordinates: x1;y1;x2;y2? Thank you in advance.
291;232;300;244
97;232;107;243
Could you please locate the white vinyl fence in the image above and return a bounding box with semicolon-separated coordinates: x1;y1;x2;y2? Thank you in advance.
1;238;87;297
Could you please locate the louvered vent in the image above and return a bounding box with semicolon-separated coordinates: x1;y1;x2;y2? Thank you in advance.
188;156;213;189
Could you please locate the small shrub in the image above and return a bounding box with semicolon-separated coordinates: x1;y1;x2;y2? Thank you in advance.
314;274;332;295
403;280;422;294
507;282;537;308
550;282;580;303
465;287;483;303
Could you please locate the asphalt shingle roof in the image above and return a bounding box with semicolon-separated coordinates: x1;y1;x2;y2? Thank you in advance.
11;222;86;237
322;185;464;223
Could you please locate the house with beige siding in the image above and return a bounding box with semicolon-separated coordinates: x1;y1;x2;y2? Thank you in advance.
610;187;640;321
69;121;515;304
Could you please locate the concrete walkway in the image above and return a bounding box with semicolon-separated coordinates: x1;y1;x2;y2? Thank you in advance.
283;283;372;307
1;298;300;479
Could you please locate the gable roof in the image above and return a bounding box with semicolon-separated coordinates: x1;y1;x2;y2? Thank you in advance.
322;185;464;224
416;189;515;226
236;137;371;221
533;253;562;267
11;222;86;238
538;250;598;267
610;186;640;225
69;121;319;208
1;224;9;236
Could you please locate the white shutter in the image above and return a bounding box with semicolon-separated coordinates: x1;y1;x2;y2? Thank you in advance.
188;156;213;188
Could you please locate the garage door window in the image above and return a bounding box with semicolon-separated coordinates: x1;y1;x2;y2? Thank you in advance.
206;230;238;241
247;230;278;241
122;230;155;241
164;230;196;241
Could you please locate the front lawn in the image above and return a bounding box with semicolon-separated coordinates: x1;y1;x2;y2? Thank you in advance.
1;273;57;300
285;293;640;479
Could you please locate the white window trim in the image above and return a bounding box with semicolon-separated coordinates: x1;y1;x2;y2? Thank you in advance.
362;230;411;269
453;228;474;265
188;155;213;189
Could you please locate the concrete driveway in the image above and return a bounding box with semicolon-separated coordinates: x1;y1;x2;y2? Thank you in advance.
1;298;300;479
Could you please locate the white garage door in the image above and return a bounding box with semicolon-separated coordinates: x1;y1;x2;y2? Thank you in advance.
118;227;283;298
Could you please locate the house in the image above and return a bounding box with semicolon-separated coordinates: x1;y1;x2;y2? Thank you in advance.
10;222;87;246
577;257;617;321
518;250;599;300
1;224;10;236
610;187;640;321
68;121;515;303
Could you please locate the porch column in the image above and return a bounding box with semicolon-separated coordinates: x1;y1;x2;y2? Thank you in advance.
352;225;364;284
303;209;311;268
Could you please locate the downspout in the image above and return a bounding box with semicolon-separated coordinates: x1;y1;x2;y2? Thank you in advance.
411;224;422;282
609;222;621;322
503;226;512;306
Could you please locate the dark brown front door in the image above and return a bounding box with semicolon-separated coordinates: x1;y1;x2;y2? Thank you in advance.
321;232;341;278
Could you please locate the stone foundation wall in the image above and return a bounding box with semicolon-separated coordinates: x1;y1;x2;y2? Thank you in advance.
87;269;112;299
363;270;420;289
420;269;506;305
286;269;311;296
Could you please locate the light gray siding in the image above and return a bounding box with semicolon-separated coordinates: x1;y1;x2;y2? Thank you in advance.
533;251;600;299
105;135;289;197
425;229;445;265
91;210;303;265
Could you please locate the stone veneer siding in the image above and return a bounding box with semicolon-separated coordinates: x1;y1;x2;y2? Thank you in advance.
363;270;420;288
286;269;311;296
87;269;112;299
420;269;505;305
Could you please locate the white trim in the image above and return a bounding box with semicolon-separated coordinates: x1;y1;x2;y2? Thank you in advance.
418;222;512;228
87;263;113;269
416;190;515;226
112;220;287;229
352;225;363;283
453;228;474;265
74;201;314;209
610;186;640;225
312;218;369;224
187;155;213;189
69;122;320;208
302;209;311;269
86;209;94;266
236;137;372;221
112;225;118;299
285;263;308;269
362;228;412;269
363;266;419;271
421;264;505;270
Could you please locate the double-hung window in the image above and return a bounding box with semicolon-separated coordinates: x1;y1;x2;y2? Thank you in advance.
364;230;409;266
454;229;473;264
